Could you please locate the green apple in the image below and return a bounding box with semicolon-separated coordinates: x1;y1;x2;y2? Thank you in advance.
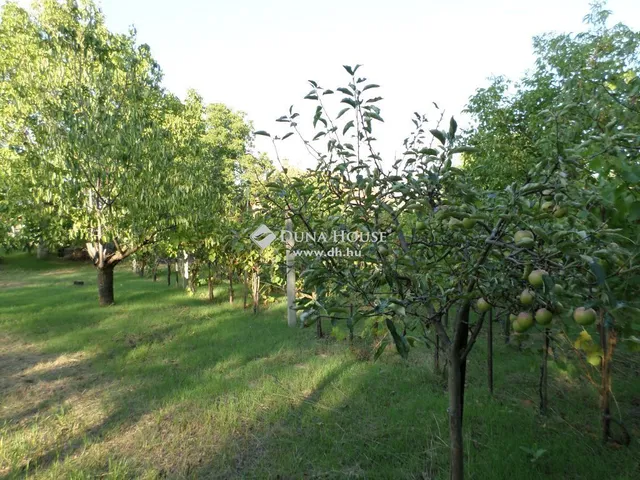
535;308;553;325
476;297;491;313
573;307;597;326
416;221;427;231
514;230;534;248
553;206;568;218
462;217;477;229
509;313;517;322
448;218;463;228
528;269;548;287
553;284;564;294
587;354;602;366
541;201;555;212
512;320;527;333
519;289;535;306
514;312;534;332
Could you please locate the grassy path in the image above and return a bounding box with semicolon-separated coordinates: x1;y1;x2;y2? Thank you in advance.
0;254;639;479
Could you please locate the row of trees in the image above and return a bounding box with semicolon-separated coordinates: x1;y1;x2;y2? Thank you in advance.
0;0;286;306
254;5;639;479
1;1;638;479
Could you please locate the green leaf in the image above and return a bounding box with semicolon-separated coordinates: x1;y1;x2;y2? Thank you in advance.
430;129;446;145
362;84;380;91
336;107;350;119
254;131;271;137
281;132;294;140
385;318;409;359
589;261;606;286
337;87;353;96
449;116;457;139
343;120;355;135
341;98;357;108
364;111;384;122
373;338;390;361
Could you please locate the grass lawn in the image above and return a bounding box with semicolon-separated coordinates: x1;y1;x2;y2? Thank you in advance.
0;253;639;479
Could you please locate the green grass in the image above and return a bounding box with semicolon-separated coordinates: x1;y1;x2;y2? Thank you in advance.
0;253;639;479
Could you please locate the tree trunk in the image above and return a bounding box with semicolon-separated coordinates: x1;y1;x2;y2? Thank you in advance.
488;309;494;395
167;260;172;286
540;328;549;414
152;262;158;282
37;241;48;260
139;260;146;278
97;265;115;306
448;303;469;480
228;271;234;304
243;271;249;309
599;311;615;443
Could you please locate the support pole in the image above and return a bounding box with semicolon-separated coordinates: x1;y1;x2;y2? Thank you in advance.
285;216;296;327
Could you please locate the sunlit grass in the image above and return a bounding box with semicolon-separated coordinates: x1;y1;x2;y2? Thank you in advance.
0;253;639;479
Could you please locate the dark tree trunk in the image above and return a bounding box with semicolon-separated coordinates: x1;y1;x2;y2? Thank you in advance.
152;262;158;282
175;261;179;286
488;309;494;395
598;311;616;443
448;303;469;480
540;328;549;414
139;260;146;277
167;260;172;286
97;265;115;306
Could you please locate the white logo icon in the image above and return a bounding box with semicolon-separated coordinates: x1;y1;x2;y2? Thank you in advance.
250;224;277;249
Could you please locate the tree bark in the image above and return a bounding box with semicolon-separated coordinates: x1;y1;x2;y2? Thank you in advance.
152;261;158;282
243;271;249;309
97;265;115;306
228;271;234;304
37;241;48;260
599;311;615;443
448;303;469;480
167;260;172;286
